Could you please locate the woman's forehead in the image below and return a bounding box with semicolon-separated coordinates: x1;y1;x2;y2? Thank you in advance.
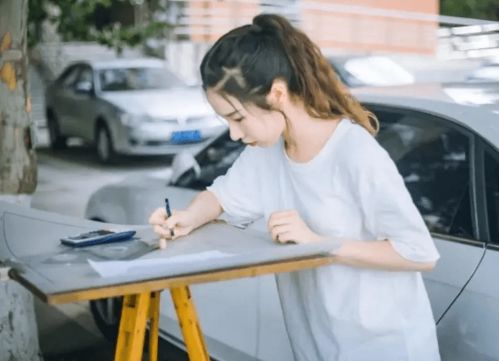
206;89;244;116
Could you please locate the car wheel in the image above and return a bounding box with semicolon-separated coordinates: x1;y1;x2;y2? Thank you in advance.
47;111;67;150
89;297;123;342
96;124;116;164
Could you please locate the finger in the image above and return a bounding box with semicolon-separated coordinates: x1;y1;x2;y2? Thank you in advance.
268;215;292;229
159;238;167;249
271;224;290;242
277;233;296;244
153;224;172;239
165;216;177;229
275;231;292;243
269;212;297;225
168;226;175;239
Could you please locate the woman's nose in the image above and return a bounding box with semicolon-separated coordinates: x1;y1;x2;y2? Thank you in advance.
229;123;243;141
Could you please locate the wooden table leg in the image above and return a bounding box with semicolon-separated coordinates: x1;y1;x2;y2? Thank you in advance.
114;292;151;361
170;286;210;361
148;291;161;361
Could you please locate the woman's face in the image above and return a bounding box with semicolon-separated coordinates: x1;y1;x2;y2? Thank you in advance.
206;89;286;147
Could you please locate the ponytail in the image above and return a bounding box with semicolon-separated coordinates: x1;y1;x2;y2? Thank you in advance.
201;14;378;135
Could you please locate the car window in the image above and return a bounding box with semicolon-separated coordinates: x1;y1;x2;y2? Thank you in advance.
58;66;80;88
373;107;474;239
172;131;244;190
75;66;94;87
98;66;184;91
484;148;499;244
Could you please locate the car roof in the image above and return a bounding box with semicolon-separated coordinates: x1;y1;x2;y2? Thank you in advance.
353;82;499;147
73;57;167;70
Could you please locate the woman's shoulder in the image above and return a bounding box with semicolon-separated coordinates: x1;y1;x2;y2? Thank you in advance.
336;120;394;174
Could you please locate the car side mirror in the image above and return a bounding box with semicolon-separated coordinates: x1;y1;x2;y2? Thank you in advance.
169;151;201;185
74;81;93;94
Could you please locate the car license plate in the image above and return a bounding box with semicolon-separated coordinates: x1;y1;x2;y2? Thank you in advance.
170;130;202;144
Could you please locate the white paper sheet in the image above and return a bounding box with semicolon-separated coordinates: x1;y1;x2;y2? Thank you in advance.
88;250;234;278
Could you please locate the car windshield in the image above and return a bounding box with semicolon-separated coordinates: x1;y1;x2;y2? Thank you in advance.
172;131;244;190
98;66;185;91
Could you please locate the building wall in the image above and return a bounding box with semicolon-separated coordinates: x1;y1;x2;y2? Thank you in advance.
301;0;438;54
187;0;259;42
184;0;438;55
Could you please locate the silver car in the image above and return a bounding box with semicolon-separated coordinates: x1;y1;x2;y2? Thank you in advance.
45;58;227;163
85;82;499;361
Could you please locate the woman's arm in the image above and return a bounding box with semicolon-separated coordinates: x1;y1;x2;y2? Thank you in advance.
184;190;224;229
332;239;436;272
268;210;437;272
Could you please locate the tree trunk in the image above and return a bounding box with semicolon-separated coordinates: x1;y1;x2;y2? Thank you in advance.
0;0;42;360
0;0;37;192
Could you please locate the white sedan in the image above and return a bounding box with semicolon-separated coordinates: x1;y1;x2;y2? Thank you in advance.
85;82;499;361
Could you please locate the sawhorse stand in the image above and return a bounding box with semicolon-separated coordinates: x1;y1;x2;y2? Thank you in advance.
114;287;209;361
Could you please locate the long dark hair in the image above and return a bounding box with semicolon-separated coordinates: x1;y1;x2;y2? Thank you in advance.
200;13;378;135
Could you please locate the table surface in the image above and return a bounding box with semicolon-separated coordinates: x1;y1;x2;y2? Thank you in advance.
1;201;339;304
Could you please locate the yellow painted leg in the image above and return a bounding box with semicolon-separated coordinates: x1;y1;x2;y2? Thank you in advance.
114;292;151;361
148;291;160;361
170;286;210;361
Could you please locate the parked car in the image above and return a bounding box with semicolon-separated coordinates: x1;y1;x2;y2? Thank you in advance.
85;82;499;361
45;58;227;163
327;54;414;88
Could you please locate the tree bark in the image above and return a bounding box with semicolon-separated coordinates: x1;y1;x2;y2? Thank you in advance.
0;0;42;360
0;0;37;193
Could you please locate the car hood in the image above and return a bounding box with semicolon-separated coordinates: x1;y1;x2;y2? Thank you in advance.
85;172;199;225
100;87;214;118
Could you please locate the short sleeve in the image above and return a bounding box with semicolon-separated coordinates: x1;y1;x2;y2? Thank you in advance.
207;147;263;227
355;147;440;263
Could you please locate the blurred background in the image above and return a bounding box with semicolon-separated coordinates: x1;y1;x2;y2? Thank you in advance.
27;0;499;139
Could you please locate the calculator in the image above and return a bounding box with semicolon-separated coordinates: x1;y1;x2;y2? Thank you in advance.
60;229;136;247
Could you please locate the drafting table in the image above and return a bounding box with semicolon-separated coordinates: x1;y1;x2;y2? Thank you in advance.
0;201;339;361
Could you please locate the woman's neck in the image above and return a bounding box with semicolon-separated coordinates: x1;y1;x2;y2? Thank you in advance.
282;103;341;163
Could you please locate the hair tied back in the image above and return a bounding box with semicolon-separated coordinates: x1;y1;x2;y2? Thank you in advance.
252;14;285;35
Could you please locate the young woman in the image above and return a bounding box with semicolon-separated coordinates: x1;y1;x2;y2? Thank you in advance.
149;14;440;361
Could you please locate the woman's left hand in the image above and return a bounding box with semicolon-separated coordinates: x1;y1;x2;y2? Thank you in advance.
267;210;324;244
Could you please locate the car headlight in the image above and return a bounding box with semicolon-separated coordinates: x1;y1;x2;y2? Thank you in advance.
120;113;154;127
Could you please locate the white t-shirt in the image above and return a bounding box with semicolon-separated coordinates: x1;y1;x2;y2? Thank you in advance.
207;118;441;361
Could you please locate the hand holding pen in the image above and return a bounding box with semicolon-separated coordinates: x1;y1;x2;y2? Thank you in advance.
148;198;197;249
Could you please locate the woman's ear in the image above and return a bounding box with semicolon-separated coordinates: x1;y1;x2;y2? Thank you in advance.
266;79;289;110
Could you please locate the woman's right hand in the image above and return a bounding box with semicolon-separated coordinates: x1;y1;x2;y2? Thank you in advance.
148;207;197;246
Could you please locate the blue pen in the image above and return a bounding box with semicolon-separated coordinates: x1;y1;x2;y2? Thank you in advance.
165;198;175;237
